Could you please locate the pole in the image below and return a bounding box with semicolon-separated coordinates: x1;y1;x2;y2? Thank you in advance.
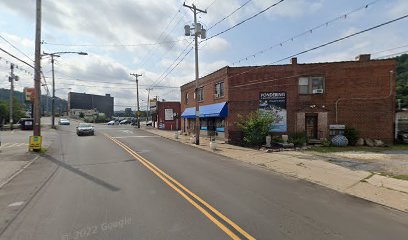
130;73;142;128
146;88;153;124
9;63;14;130
183;3;206;145
51;55;55;128
33;0;42;137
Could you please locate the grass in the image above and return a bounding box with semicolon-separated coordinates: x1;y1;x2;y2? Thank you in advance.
307;144;408;153
379;172;408;181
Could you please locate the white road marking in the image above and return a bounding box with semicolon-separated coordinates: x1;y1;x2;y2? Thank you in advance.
8;201;24;207
113;136;160;139
0;142;27;149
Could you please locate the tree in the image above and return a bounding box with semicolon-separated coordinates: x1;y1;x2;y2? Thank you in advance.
0;100;7;125
79;112;85;118
236;110;277;146
0;98;25;124
396;54;408;109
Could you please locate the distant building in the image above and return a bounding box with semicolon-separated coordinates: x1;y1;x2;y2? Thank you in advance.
124;108;133;117
151;100;181;130
68;92;114;118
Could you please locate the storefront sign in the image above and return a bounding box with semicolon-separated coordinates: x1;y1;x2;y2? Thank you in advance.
29;136;42;151
150;99;157;113
165;109;174;121
24;87;35;102
259;92;287;132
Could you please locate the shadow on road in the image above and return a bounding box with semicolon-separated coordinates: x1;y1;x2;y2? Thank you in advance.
42;154;121;192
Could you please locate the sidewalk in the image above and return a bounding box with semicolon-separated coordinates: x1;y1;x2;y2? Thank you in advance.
143;128;408;212
0;125;57;189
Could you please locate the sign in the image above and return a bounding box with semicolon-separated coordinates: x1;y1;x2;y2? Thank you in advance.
259;92;287;132
165;109;174;121
23;87;35;102
329;124;345;130
150;99;157;113
29;136;42;151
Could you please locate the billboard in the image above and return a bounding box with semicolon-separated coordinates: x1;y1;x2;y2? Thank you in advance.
164;108;174;121
259;92;287;132
23;87;35;102
150;99;157;113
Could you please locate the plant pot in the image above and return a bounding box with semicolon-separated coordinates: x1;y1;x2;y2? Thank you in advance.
174;132;179;139
210;141;217;151
190;137;195;144
265;136;271;147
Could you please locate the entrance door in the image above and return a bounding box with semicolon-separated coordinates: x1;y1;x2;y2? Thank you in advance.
305;115;318;139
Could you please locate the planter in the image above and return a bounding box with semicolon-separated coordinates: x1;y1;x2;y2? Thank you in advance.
210;141;217;151
265;136;271;147
174;132;179;139
190;137;196;144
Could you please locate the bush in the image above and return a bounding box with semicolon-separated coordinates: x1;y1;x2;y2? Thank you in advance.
288;132;307;147
235;110;277;146
344;127;359;146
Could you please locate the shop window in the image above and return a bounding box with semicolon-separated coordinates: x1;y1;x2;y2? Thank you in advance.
214;82;224;98
197;87;204;101
298;77;325;94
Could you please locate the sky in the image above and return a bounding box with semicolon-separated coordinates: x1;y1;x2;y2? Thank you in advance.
0;0;407;111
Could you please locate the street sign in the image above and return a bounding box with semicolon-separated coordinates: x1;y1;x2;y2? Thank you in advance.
29;136;42;151
23;87;35;102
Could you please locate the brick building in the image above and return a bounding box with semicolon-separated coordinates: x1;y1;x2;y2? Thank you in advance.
155;101;181;131
180;55;396;144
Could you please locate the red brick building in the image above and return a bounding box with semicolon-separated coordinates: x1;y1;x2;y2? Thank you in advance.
180;55;396;144
155;101;181;131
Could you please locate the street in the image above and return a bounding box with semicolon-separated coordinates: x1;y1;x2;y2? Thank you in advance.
0;123;407;240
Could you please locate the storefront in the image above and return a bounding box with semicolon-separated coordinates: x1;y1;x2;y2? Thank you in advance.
181;102;228;139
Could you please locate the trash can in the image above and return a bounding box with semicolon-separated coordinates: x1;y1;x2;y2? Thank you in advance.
20;118;34;130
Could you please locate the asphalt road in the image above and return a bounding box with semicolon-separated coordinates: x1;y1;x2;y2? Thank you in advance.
0;123;407;240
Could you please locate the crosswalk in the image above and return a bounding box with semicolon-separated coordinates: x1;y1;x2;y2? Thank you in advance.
0;142;28;150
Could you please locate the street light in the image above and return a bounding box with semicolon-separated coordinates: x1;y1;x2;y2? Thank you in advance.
42;51;87;128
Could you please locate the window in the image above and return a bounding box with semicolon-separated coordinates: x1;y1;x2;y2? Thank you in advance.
214;82;224;98
197;87;204;101
185;93;189;104
298;77;325;94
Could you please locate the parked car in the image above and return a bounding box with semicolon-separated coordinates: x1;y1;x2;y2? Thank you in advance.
76;123;95;136
397;130;408;143
106;120;115;125
120;119;131;125
146;121;153;126
59;118;70;125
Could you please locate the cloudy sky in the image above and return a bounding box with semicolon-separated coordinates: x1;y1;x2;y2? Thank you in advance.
0;0;407;110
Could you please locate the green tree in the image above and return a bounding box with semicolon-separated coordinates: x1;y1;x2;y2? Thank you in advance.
0;100;8;125
236;110;277;146
0;98;25;124
79;112;85;118
396;54;408;109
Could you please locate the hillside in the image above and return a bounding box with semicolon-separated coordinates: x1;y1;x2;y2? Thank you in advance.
0;88;68;113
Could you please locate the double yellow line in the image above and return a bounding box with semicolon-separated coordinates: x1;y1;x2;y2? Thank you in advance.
104;133;255;240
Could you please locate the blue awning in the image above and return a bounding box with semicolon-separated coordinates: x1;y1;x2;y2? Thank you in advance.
200;102;228;118
181;102;228;118
181;107;196;119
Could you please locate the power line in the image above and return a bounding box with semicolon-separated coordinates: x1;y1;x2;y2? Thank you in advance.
205;0;218;10
203;0;286;42
41;39;184;48
231;0;382;65
371;43;408;55
374;50;408;59
207;0;253;30
225;13;408;81
0;34;34;62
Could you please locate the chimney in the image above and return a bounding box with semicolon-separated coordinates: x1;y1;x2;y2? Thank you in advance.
291;57;297;65
355;54;371;62
105;94;111;97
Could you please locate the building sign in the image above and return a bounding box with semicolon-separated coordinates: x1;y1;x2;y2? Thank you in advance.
23;87;35;102
165;108;174;121
150;99;157;113
29;136;42;151
259;92;287;132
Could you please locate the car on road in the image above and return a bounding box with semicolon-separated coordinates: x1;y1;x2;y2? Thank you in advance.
58;118;70;125
76;123;95;136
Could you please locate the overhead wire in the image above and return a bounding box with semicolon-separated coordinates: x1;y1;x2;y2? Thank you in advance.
207;0;253;30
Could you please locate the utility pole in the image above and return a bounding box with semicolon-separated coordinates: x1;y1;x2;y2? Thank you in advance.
146;88;153;124
51;55;57;128
130;73;142;128
9;63;18;130
33;0;42;137
183;2;206;145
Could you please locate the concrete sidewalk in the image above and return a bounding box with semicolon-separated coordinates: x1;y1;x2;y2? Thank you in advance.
143;128;408;212
0;125;57;189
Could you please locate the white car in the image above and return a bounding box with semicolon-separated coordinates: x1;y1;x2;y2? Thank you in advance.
106;120;115;125
58;119;70;125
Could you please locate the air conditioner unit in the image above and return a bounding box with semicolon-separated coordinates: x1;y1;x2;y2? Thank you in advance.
312;89;324;94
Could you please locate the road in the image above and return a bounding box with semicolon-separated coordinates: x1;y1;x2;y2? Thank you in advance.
0;123;407;240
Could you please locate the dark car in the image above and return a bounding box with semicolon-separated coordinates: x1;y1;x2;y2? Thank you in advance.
76;123;95;136
397;131;408;144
